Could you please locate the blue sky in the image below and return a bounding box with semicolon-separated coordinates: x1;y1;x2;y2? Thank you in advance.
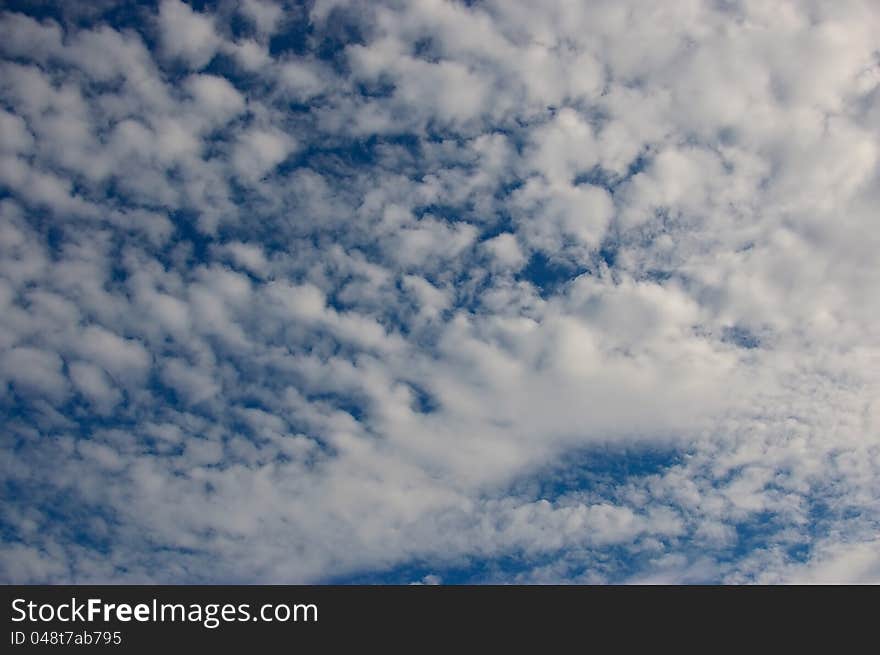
1;0;880;584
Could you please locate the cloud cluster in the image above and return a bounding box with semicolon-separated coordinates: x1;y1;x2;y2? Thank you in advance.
1;0;879;583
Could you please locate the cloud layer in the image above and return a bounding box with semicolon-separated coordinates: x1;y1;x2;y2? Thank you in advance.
1;0;879;583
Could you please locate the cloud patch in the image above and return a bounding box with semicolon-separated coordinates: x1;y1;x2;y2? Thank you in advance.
1;0;879;584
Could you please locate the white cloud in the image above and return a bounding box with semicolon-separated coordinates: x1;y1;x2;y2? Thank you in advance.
220;241;270;277
483;233;525;271
157;0;221;69
185;74;246;127
1;0;879;585
232;127;296;180
240;0;284;38
69;361;123;414
0;347;68;403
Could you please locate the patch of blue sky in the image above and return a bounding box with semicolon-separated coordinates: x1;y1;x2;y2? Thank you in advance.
505;445;683;503
518;251;591;298
330;542;678;585
721;325;761;350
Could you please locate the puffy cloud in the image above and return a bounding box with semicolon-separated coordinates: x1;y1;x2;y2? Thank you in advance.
157;0;221;69
483;233;525;271
185;74;246;127
69;361;123;414
0;347;68;403
232;126;296;180
240;0;284;38
1;0;879;585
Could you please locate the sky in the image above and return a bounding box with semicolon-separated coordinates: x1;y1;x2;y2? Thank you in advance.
1;0;879;584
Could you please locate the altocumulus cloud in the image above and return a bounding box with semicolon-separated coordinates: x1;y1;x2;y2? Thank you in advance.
1;0;879;584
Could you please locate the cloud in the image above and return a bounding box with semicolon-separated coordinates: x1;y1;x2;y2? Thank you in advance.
240;0;284;38
69;361;123;414
1;346;68;403
1;0;879;584
232;126;296;180
157;0;221;69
